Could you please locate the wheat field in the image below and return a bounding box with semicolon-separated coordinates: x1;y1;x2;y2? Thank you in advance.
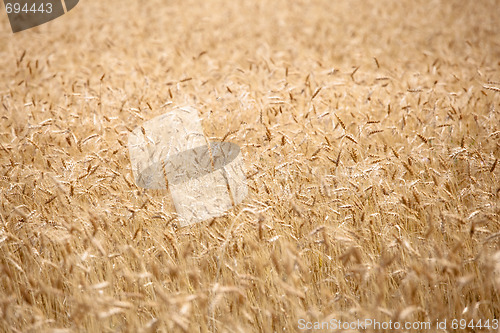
1;0;500;332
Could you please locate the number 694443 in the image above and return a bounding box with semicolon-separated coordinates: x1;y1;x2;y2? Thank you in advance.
5;2;53;14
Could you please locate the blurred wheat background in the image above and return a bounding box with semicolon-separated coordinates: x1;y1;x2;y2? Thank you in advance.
0;0;499;332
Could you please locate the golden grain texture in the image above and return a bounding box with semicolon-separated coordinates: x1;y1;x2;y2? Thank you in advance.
0;0;499;332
